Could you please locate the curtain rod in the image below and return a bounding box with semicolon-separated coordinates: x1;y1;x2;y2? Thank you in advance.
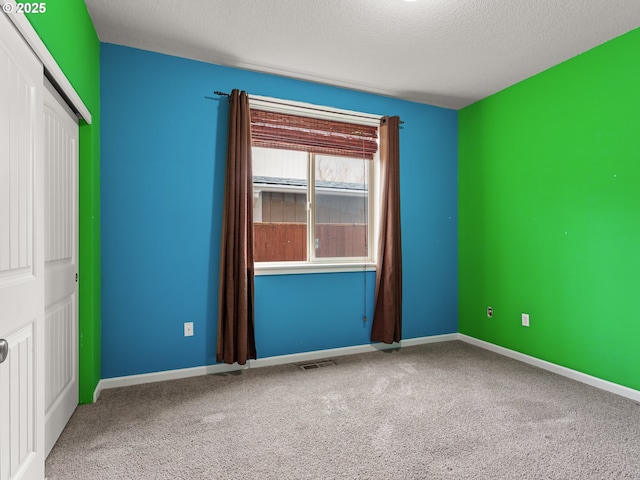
212;91;404;124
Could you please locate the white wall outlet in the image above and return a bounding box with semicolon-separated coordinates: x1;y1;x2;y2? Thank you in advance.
184;322;194;337
522;313;530;327
487;306;493;318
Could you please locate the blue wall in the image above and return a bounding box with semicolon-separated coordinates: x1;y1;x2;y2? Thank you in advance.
100;44;458;378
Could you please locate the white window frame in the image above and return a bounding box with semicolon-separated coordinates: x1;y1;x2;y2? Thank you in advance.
250;96;381;276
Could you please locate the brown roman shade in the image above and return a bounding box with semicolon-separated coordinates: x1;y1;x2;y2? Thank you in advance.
250;109;379;159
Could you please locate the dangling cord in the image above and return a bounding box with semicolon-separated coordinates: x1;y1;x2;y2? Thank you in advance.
362;135;368;325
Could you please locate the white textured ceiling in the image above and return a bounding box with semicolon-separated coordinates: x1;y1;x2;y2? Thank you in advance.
84;0;640;109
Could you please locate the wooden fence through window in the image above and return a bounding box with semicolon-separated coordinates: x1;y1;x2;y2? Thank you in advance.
254;223;367;262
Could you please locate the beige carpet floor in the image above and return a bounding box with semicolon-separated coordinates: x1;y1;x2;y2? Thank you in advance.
46;341;640;479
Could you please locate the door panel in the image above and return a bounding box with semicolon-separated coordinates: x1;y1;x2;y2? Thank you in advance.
0;10;45;480
43;80;78;457
2;325;35;475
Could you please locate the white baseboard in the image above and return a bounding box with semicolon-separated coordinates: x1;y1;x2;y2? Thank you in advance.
401;334;458;347
459;334;640;403
98;333;458;393
99;362;247;391
93;380;103;403
249;333;459;369
93;333;640;404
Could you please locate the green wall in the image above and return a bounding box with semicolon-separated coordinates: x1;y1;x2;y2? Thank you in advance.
25;0;101;403
459;28;640;390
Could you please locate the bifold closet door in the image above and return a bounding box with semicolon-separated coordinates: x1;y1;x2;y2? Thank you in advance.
43;79;78;457
0;10;46;480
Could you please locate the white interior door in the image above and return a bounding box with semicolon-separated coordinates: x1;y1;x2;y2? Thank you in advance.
0;10;45;480
43;80;78;457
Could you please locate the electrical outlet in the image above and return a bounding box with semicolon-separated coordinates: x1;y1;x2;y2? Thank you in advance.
487;306;493;318
522;313;530;327
184;322;194;337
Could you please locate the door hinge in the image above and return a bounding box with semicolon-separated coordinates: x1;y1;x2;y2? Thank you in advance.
75;273;78;282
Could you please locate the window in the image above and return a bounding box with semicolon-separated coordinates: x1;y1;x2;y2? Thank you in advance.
250;98;379;273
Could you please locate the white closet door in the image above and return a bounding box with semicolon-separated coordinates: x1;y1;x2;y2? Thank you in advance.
43;79;78;457
0;10;46;480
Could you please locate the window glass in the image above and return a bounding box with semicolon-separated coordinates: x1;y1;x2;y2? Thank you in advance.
253;148;307;262
314;155;369;259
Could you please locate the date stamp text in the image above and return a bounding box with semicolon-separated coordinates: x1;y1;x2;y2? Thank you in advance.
2;2;47;14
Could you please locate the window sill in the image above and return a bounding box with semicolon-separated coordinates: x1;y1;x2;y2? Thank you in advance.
254;261;376;276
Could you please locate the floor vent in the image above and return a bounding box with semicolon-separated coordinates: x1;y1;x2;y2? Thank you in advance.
299;360;337;370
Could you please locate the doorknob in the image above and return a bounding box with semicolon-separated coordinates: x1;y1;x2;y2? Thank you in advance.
0;339;7;364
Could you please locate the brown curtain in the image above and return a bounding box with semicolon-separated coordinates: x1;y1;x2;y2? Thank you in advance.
370;116;402;344
217;89;257;365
